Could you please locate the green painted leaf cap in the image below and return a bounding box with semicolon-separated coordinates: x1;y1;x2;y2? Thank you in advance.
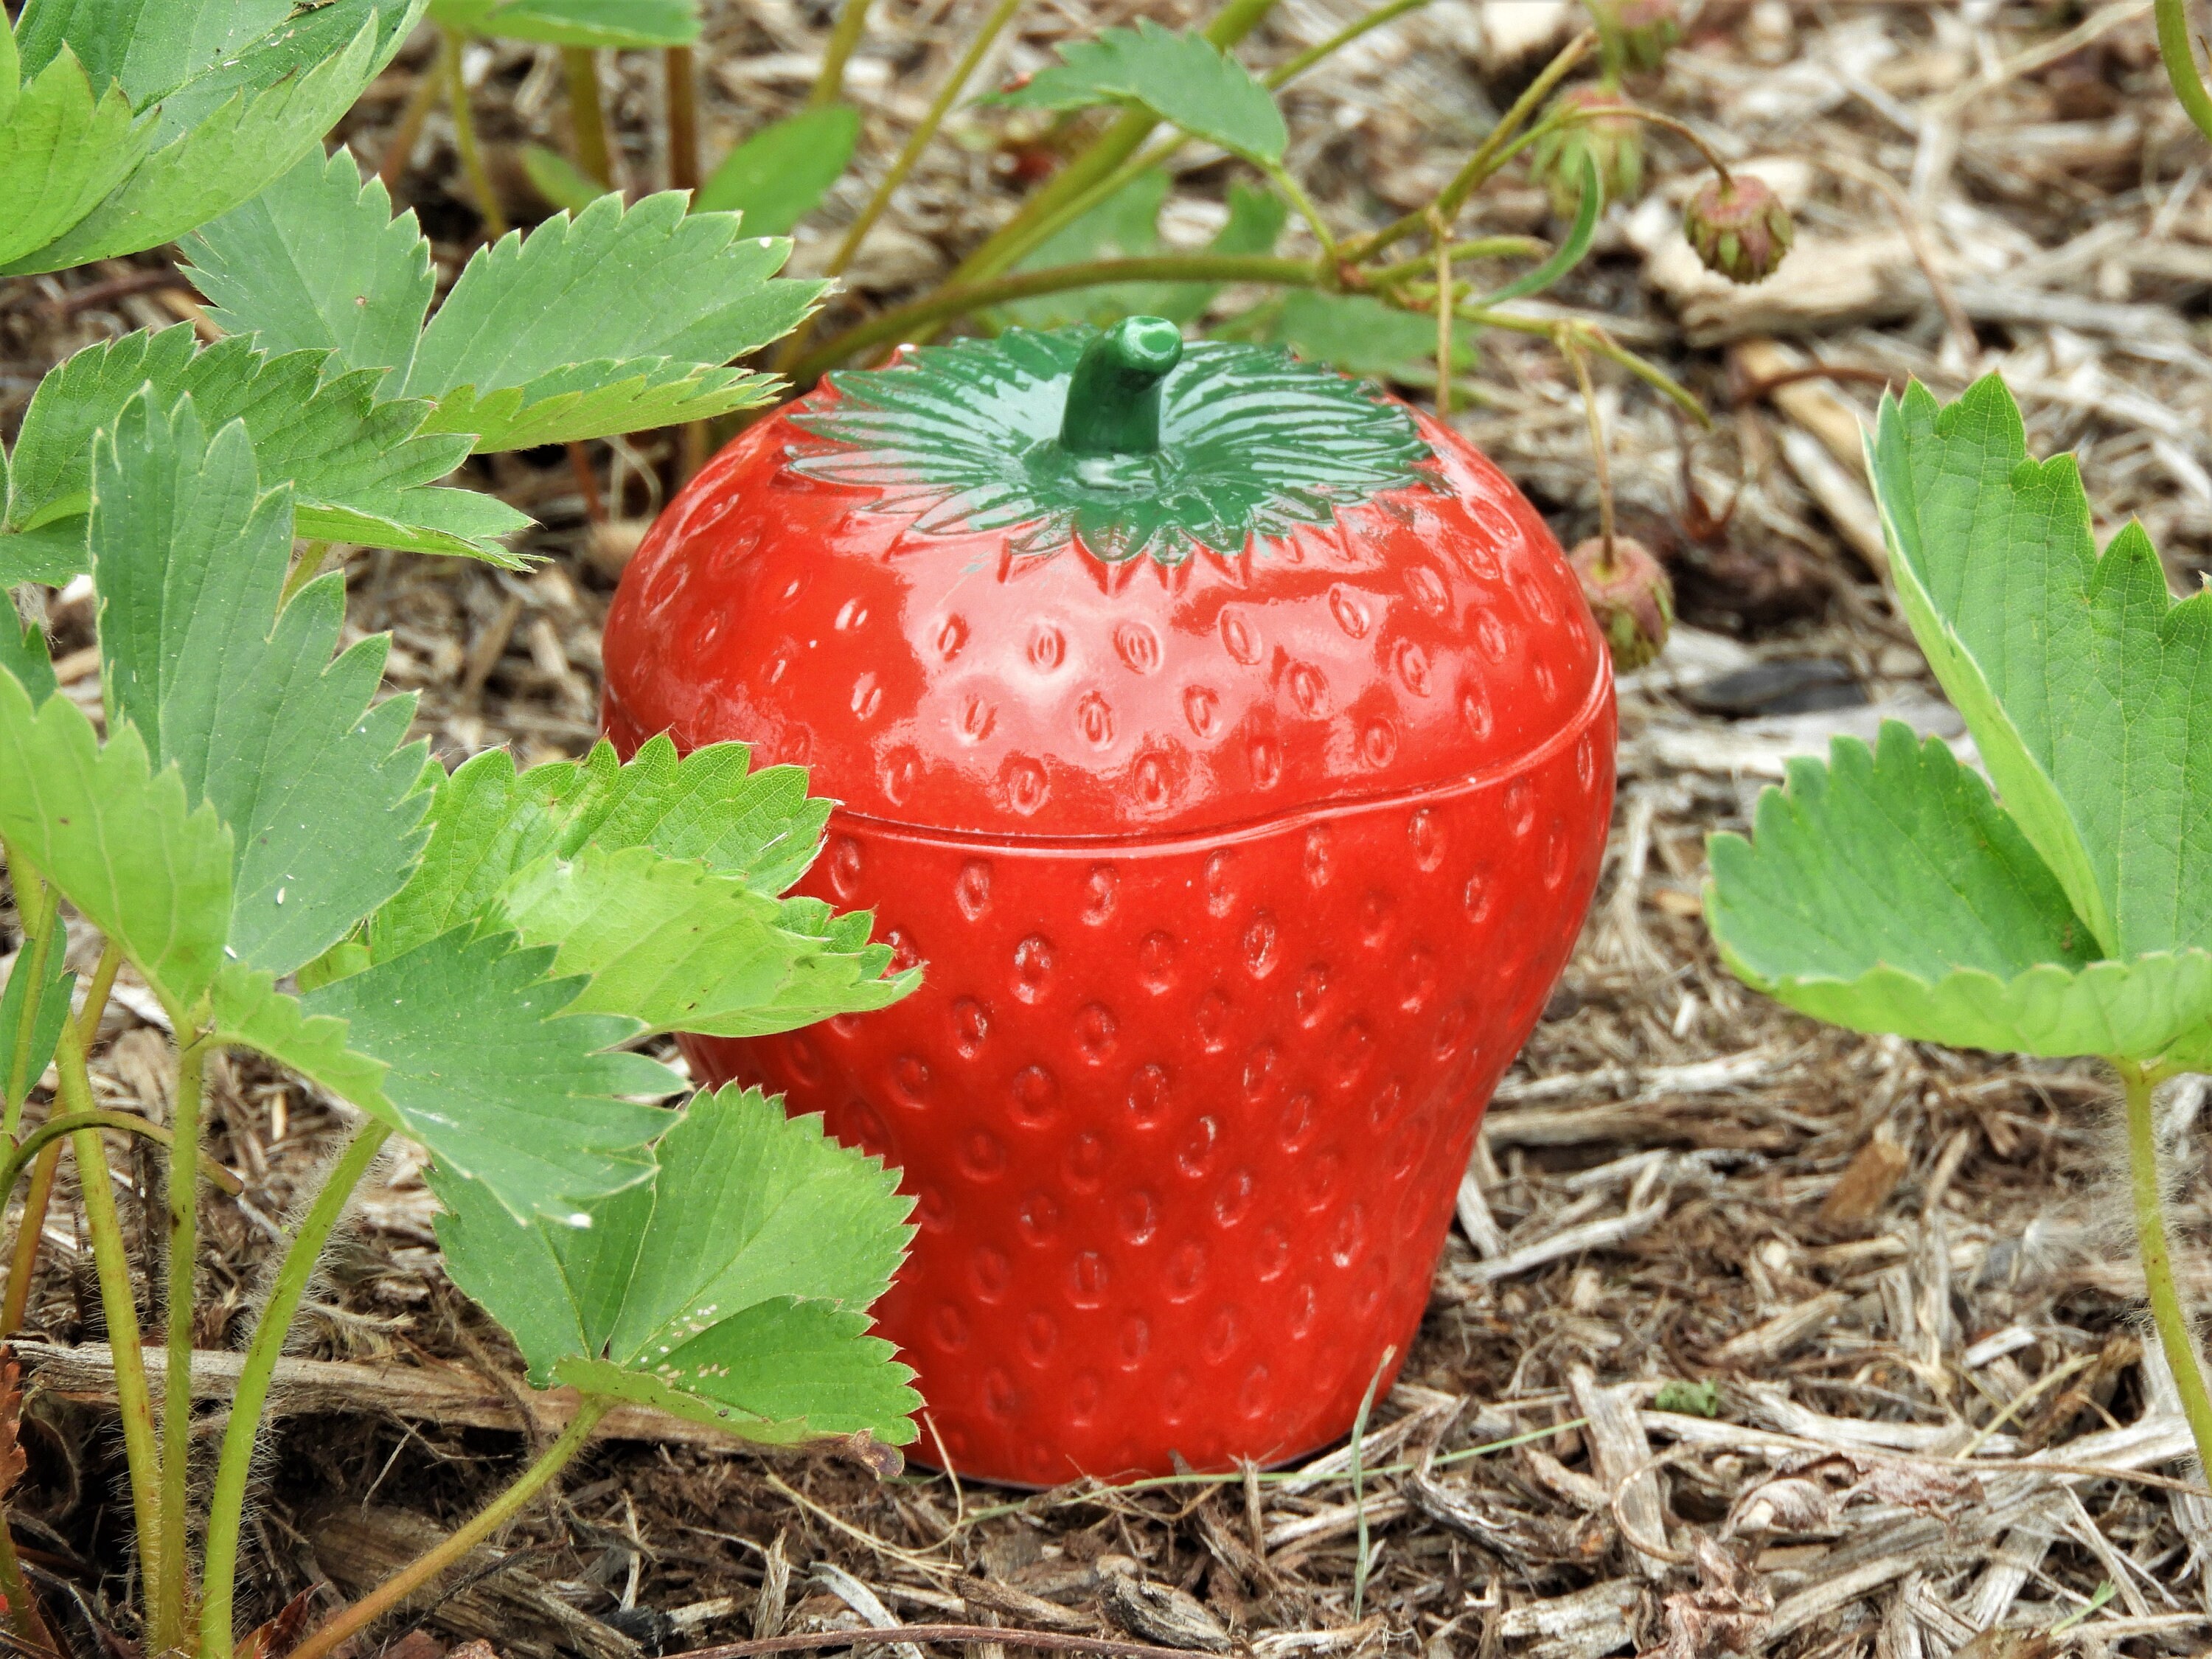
791;324;1436;566
1059;315;1183;457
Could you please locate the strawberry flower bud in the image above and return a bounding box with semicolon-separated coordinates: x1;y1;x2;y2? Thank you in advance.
1569;535;1674;672
1531;84;1645;218
1683;173;1795;285
1589;0;1682;71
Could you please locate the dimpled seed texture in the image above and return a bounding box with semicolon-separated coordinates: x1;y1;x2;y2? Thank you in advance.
600;319;1615;1484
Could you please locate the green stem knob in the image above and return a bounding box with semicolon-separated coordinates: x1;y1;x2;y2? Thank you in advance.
1058;316;1184;457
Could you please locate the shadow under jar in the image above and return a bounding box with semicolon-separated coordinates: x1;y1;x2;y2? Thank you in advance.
601;317;1615;1486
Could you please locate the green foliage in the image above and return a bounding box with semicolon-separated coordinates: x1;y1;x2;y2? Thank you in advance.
1869;376;2212;963
186;155;824;451
0;942;72;1105
430;0;701;48
90;393;431;974
364;740;909;1037
521;142;610;214
1707;376;2212;1072
695;104;860;234
1226;291;1472;386
1;1;425;274
436;1084;919;1442
0;604;55;706
997;173;1287;330
992;20;1287;165
1;325;532;574
293;931;680;1220
0;672;233;1018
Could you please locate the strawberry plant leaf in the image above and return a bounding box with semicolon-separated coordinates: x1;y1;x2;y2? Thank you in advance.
1706;723;2212;1062
371;737;835;965
4;327;530;569
532;734;830;894
434;1083;919;1441
717;895;914;1039
998;173;1285;330
2;16;395;274
298;928;680;1221
1869;376;2212;962
181;147;434;397
186;163;821;451
400;192;823;448
992;21;1287;165
366;748;563;960
0;522;86;588
90;393;431;975
520;142;610;215
0;671;232;1015
693;104;859;234
207;963;389;1107
0;49;150;269
0;608;55;706
416;357;784;452
0;944;74;1103
1224;289;1475;386
428;0;701;48
496;844;912;1037
367;742;908;1037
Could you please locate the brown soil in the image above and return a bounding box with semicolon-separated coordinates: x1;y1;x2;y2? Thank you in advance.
4;1;2211;1655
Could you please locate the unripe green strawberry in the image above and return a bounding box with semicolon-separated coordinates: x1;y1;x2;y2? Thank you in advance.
1683;173;1794;285
1589;0;1681;71
1531;84;1644;217
1569;535;1673;672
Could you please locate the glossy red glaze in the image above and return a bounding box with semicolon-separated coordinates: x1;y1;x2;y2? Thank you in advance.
602;380;1615;1485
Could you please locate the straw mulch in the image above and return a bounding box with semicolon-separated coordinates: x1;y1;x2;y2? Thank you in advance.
3;1;2211;1654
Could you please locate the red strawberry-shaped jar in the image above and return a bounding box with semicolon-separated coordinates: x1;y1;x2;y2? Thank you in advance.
603;319;1613;1485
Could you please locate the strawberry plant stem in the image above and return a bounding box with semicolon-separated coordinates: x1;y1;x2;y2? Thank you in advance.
2156;0;2212;147
933;0;1281;294
2;942;130;1336
55;1017;163;1602
2121;1060;2212;1476
1562;333;1618;568
1430;213;1453;419
443;28;508;240
77;942;122;1047
152;1035;207;1655
287;1391;614;1659
0;1145;58;1336
3;870;58;1138
665;46;700;192
810;0;877;108
1264;0;1430;88
0;1110;227;1206
787;253;1324;380
565;49;613;188
0;1523;52;1655
200;1121;392;1659
379;35;451;188
1338;27;1593;265
775;0;1029;369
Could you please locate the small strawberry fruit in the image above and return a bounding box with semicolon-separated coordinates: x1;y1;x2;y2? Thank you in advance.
1683;173;1794;285
1570;535;1673;672
602;318;1615;1485
1531;83;1644;216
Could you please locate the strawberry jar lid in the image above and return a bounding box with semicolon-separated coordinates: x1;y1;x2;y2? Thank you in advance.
602;316;1609;841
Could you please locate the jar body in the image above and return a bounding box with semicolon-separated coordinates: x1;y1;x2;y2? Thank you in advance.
602;344;1618;1484
608;689;1612;1483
